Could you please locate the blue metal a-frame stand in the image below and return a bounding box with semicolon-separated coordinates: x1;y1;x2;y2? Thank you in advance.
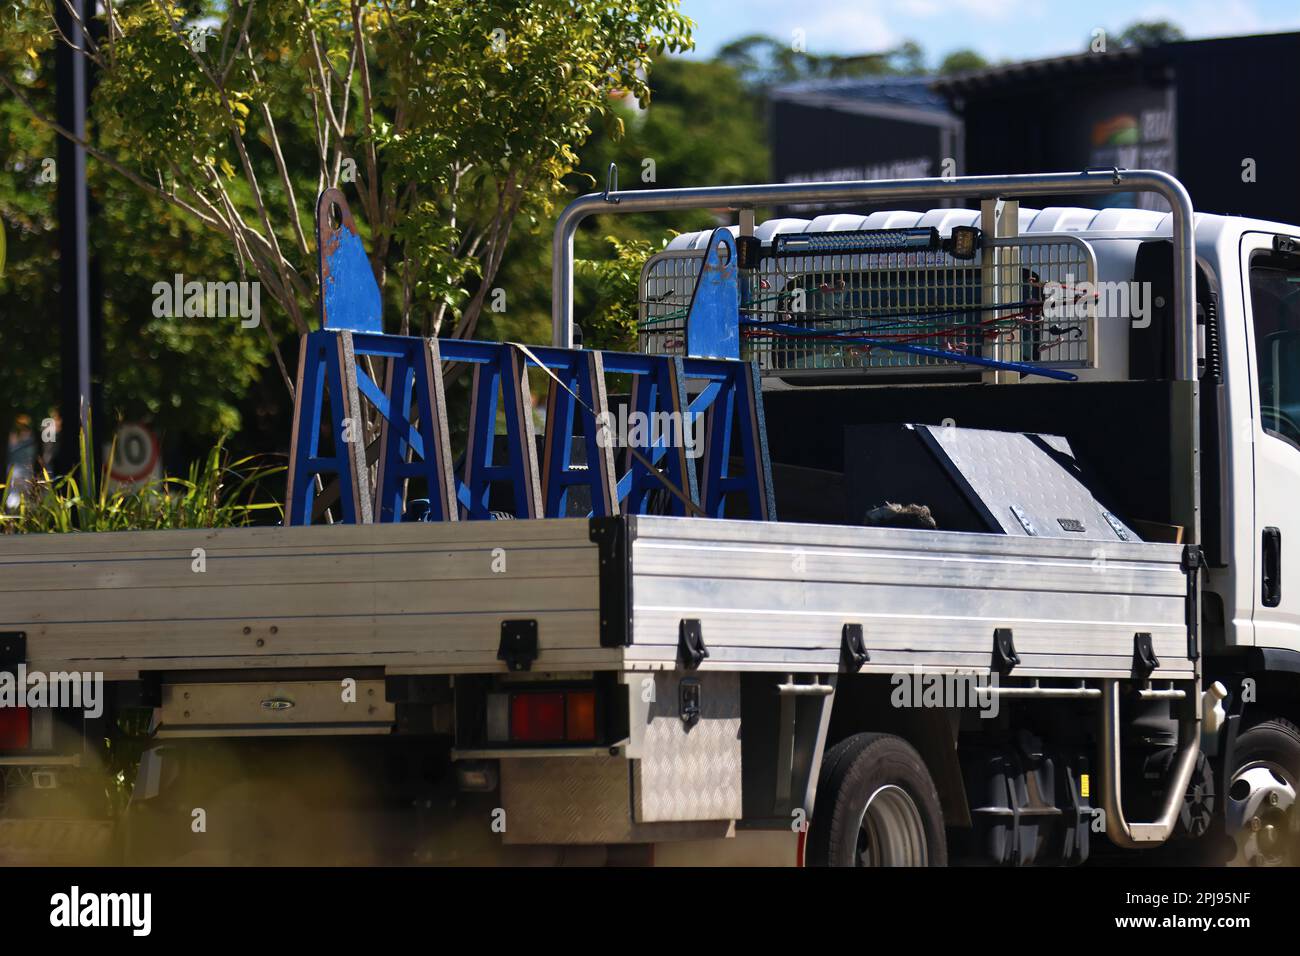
286;196;775;526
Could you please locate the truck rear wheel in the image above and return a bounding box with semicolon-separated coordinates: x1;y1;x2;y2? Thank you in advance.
806;732;947;867
1226;718;1300;867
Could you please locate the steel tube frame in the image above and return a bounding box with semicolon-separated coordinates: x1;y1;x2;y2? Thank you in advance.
1099;678;1202;847
552;169;1198;382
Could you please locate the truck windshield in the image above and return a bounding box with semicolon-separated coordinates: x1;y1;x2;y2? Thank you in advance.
1250;255;1300;448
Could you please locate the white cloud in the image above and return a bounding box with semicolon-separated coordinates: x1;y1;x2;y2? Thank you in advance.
795;5;901;50
717;0;901;51
893;0;1036;20
1135;0;1264;36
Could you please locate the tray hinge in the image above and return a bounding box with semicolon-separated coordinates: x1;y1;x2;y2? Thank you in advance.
0;631;25;672
841;622;869;672
1132;632;1160;684
678;618;708;670
992;627;1020;675
498;620;539;672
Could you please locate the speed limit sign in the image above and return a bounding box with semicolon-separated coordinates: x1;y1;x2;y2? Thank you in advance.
108;423;161;490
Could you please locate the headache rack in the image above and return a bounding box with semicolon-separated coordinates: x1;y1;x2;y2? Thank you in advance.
639;229;1099;378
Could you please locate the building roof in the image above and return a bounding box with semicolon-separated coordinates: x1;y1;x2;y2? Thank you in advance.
767;32;1300;105
769;75;957;126
931;47;1145;95
932;31;1300;96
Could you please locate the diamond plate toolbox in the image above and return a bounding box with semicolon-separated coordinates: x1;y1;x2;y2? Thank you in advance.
631;671;742;823
498;671;742;843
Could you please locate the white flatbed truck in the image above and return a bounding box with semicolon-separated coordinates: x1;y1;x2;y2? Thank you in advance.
1;169;1297;867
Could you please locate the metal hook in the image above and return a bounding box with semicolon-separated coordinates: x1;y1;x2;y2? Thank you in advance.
1085;165;1124;186
603;163;620;204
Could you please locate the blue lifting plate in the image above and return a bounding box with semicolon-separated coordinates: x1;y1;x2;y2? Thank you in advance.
685;227;740;360
317;188;383;333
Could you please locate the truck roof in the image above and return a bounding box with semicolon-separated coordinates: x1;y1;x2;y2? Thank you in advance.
664;206;1298;249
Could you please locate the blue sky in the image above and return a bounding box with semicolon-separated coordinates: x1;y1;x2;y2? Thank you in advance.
679;0;1300;65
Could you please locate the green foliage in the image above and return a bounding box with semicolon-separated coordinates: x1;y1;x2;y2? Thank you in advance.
372;1;692;337
0;4;272;459
1;0;693;339
574;235;661;352
106;706;155;817
574;56;769;224
716;33;928;89
1116;20;1185;48
0;421;283;533
0;0;694;467
938;49;989;74
485;52;769;356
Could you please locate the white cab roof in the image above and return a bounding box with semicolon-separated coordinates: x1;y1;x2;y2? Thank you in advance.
664;207;1299;250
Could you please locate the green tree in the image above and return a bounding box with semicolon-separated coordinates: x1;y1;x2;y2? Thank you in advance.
1;7;277;468
715;33;928;90
938;49;989;74
1;0;691;371
1117;20;1185;48
484;53;770;354
0;0;692;467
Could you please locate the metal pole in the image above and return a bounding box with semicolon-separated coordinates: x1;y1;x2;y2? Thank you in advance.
54;0;94;474
551;169;1198;382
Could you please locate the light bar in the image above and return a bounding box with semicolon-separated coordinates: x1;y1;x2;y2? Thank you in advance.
772;226;939;256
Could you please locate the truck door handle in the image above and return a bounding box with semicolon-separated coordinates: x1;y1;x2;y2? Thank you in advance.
1263;527;1282;608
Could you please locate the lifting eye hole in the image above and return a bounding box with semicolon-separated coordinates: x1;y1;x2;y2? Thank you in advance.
328;203;343;231
716;240;731;266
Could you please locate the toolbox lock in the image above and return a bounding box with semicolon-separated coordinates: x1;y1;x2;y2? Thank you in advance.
498;620;539;672
679;678;702;726
678;619;708;670
992;628;1020;675
841;623;869;672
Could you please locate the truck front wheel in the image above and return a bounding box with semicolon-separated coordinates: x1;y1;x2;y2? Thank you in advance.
1226;718;1300;867
806;732;947;867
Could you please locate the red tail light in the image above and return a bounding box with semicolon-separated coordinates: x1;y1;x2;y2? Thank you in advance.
0;705;31;750
493;689;600;744
510;692;566;742
565;691;597;742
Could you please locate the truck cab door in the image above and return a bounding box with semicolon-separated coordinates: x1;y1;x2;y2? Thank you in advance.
1240;232;1300;654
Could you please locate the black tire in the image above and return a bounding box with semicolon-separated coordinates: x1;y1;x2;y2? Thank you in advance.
807;732;947;867
1224;717;1300;866
1233;717;1300;773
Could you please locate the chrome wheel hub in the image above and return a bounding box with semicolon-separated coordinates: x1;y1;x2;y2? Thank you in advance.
1226;762;1297;866
855;784;929;867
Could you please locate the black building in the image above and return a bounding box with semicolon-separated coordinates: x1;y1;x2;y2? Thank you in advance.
768;32;1300;224
935;32;1300;223
768;76;962;214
